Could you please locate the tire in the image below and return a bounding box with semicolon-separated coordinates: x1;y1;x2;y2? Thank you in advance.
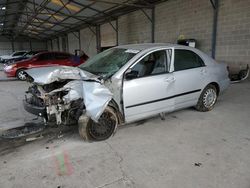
195;84;218;112
16;69;27;80
78;106;118;141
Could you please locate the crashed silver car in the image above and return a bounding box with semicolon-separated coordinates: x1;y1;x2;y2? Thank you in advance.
23;43;230;141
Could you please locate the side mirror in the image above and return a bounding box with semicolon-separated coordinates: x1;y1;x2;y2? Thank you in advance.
125;69;139;80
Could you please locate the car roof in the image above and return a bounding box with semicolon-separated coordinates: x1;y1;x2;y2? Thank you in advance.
35;51;72;56
115;43;181;50
115;43;214;62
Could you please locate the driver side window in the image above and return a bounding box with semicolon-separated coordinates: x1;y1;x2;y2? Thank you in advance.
130;50;169;78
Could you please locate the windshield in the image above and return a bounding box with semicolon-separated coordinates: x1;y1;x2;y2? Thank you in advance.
24;51;38;58
12;52;26;56
79;48;139;78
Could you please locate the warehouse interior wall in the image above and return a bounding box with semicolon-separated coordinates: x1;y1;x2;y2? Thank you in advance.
48;0;250;66
0;41;12;55
80;27;97;58
68;32;80;55
118;9;152;45
155;0;213;54
216;0;250;68
51;38;59;51
0;36;46;55
101;21;116;47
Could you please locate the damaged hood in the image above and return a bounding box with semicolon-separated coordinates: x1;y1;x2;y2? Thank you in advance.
25;66;113;122
25;66;100;85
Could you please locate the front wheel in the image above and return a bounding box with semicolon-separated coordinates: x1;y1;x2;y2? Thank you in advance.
16;69;27;80
195;84;218;112
78;106;118;141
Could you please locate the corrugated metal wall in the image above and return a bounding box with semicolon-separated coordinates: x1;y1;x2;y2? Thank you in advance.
0;37;47;55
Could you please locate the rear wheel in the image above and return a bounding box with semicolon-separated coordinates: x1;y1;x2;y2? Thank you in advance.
195;84;218;112
16;69;27;80
78;106;118;141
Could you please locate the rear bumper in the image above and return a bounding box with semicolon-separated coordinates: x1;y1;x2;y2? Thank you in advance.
23;99;46;117
219;78;230;94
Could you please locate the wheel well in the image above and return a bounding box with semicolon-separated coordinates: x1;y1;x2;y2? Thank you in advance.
209;82;220;95
108;99;124;124
15;68;26;77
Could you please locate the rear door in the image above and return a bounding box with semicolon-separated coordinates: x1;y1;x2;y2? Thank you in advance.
123;49;175;123
28;53;54;68
53;53;72;66
173;49;207;108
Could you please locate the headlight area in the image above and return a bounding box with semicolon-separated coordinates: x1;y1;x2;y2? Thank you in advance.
4;64;16;71
24;84;85;126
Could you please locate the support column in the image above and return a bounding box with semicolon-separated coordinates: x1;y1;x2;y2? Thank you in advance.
151;7;155;43
66;35;69;52
57;38;60;51
96;25;101;53
78;30;81;50
140;8;155;43
29;40;32;51
50;39;53;51
116;19;119;46
211;0;219;59
11;39;15;52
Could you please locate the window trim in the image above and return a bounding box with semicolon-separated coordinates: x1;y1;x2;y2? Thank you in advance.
173;49;206;72
125;48;173;80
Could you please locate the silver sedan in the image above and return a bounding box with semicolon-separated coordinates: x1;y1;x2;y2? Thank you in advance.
24;43;230;141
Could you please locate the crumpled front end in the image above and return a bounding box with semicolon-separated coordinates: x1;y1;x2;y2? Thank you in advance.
23;66;113;125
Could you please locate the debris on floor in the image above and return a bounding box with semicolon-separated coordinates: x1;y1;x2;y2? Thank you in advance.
194;162;202;167
26;135;43;142
229;64;249;83
0;122;46;139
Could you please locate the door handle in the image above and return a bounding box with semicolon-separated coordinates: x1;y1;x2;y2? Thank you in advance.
165;77;175;83
200;68;207;74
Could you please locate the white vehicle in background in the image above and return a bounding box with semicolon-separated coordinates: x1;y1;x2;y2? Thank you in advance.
23;43;230;141
0;51;27;63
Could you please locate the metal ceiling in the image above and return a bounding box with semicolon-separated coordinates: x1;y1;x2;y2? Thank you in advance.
0;0;166;40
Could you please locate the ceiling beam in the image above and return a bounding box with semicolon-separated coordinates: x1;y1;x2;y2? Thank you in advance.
15;0;51;37
12;0;29;34
86;0;154;9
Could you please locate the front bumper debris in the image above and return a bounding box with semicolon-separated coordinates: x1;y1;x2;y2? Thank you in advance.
24;66;113;125
23;99;46;117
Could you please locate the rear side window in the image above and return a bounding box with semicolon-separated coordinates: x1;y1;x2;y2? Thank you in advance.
55;53;71;60
37;53;52;61
174;49;205;71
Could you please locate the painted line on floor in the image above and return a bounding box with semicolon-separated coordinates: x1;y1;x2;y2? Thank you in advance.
52;148;74;176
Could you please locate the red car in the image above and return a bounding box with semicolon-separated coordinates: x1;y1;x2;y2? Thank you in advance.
4;51;88;80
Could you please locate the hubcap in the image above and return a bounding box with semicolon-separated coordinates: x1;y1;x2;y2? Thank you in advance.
18;71;26;80
88;111;117;140
203;88;217;108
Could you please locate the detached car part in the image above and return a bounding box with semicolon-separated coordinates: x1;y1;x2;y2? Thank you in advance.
229;64;249;83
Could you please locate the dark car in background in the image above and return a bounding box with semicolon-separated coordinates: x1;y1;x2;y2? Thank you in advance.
4;51;46;64
4;51;88;80
0;51;27;64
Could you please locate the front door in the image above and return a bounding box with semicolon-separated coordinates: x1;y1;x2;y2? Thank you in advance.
123;49;175;123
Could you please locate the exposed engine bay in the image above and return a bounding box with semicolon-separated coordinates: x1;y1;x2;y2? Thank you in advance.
24;81;84;125
23;66;114;128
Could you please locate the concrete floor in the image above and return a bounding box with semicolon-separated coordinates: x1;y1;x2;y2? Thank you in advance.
0;80;250;188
